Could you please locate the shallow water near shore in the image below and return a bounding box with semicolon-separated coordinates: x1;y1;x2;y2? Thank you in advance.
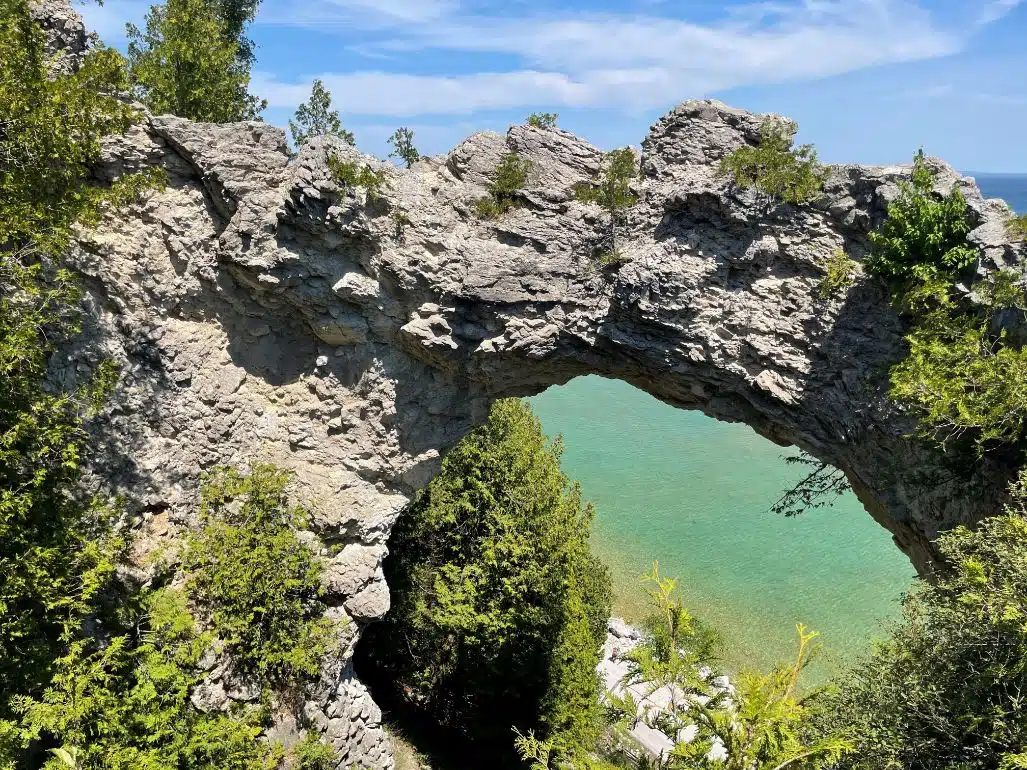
529;175;1027;679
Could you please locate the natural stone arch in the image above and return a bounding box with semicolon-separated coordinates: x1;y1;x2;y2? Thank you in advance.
56;26;1022;765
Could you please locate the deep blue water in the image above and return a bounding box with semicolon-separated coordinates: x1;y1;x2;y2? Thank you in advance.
973;174;1027;213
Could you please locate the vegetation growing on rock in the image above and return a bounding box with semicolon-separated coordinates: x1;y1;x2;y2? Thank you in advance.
387;128;420;168
359;399;611;763
573;148;639;265
815;250;858;301
527;113;559;130
472;152;532;220
290;78;354;148
865;151;1027;454
328;156;389;203
717;119;825;208
0;0;165;728
184;465;337;694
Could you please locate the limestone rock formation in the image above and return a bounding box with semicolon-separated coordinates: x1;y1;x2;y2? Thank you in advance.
34;2;1027;766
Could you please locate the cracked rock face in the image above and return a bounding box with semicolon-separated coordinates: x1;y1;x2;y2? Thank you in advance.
38;4;1026;766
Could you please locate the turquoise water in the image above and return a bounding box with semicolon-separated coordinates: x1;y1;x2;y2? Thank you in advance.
529;377;914;677
527;175;1027;677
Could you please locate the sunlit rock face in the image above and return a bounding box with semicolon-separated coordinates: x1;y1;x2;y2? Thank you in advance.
36;3;1025;766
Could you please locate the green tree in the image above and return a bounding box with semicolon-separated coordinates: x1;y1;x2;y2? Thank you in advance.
862;152;1027;454
387;127;420;168
0;0;158;723
573;148;638;264
718;119;825;208
15;589;280;770
127;0;266;122
472;152;532;219
360;399;611;760
822;469;1027;770
183;465;336;691
527;113;558;130
211;0;261;65
289;78;353;148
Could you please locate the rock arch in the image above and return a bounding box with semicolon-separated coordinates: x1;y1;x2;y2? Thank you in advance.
62;50;1022;770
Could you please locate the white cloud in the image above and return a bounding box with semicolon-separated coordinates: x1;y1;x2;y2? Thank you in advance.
252;0;964;116
976;0;1024;25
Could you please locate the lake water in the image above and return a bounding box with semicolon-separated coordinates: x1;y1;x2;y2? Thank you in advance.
529;174;1027;677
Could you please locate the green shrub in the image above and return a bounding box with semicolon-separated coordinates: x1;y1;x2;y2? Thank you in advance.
867;150;976;288
815;249;858;300
294;732;337;770
184;465;336;691
472;152;531;220
361;399;611;760
861;152;1027;453
526;113;559;130
717;119;825;207
822;470;1027;770
1009;214;1027;239
327;156;389;203
15;589;280;770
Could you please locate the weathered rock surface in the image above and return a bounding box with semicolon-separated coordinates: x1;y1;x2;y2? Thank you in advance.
35;3;1027;766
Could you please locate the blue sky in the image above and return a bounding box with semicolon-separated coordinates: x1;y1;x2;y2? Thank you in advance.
80;0;1027;172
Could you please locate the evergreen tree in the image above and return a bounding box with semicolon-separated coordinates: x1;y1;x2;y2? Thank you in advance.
718;118;825;208
289;78;353;148
127;0;266;122
822;470;1027;770
574;147;638;263
387;127;420;168
359;399;611;761
0;0;154;722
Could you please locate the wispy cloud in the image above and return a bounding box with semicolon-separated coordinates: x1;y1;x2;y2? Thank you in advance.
976;0;1024;26
253;0;965;115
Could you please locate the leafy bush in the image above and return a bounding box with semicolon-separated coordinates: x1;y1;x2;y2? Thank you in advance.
127;0;266;122
327;156;389;203
821;470;1027;770
717;119;825;207
1;0;142;254
815;249;858;301
607;566;849;770
861;152;1027;453
472;152;532;220
294;731;337;770
867;150;976;287
14;589;279;770
527;113;559;130
184;465;336;691
360;399;611;760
